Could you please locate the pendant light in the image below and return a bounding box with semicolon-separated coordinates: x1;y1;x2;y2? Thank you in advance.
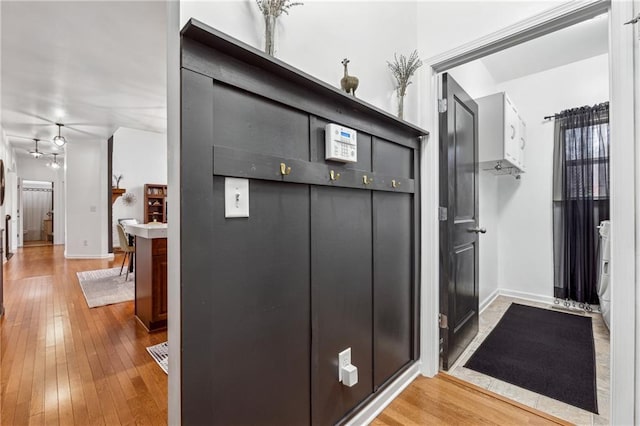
52;123;67;147
29;139;43;158
49;153;61;169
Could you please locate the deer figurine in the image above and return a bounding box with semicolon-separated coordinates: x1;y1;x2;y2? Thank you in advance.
340;58;359;97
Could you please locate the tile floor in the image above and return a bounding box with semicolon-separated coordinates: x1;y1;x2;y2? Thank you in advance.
449;296;610;426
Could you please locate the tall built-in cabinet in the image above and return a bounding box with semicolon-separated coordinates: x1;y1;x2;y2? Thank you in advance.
143;184;167;223
180;20;426;426
477;92;526;174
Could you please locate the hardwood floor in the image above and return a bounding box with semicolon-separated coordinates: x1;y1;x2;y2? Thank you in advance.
373;374;573;426
1;246;168;426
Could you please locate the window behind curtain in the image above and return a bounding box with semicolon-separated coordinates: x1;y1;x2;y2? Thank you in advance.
553;103;609;305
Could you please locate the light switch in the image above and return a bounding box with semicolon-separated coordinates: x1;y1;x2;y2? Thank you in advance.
225;178;249;218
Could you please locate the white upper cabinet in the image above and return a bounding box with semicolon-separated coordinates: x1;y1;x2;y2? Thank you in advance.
477;92;526;174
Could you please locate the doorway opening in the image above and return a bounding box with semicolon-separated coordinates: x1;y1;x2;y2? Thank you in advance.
435;8;612;425
21;180;54;248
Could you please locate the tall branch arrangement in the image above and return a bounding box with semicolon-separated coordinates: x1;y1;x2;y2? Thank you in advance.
387;50;423;119
255;0;303;56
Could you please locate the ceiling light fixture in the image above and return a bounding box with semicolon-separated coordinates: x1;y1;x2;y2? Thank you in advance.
29;139;43;158
53;123;67;147
49;153;61;169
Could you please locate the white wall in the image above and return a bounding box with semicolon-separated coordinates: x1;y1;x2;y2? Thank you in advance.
0;127;19;258
449;53;609;304
64;140;111;259
16;154;65;245
418;1;557;63
112;127;167;246
495;53;609;300
180;1;421;124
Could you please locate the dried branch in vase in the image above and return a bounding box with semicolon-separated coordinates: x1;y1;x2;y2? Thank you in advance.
255;0;303;56
387;50;423;119
113;174;123;189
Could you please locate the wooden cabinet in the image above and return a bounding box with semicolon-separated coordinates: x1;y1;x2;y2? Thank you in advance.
180;20;424;425
134;236;167;331
0;230;4;317
144;184;167;223
477;92;526;174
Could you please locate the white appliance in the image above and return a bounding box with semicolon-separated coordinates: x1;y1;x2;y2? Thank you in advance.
597;220;611;330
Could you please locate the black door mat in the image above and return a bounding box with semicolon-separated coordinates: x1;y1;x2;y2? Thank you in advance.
465;303;598;414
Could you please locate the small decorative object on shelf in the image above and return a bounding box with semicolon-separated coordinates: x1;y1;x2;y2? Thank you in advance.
387;50;423;120
112;187;126;204
113;174;123;189
340;58;359;97
255;0;303;56
144;184;168;224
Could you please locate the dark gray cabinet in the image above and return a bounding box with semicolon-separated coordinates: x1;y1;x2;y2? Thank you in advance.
311;187;373;425
181;19;427;426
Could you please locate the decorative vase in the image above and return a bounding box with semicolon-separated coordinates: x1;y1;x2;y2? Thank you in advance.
397;90;405;120
264;14;276;56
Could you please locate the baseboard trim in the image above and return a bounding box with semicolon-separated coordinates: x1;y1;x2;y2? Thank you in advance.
345;362;420;425
498;288;555;306
64;252;115;260
479;288;500;313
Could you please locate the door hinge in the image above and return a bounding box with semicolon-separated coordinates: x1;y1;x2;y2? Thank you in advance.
439;313;448;329
438;206;447;221
438;99;448;113
439;337;444;354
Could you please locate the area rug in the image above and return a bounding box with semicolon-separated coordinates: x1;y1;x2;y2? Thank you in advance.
147;341;168;374
76;267;134;308
464;303;598;414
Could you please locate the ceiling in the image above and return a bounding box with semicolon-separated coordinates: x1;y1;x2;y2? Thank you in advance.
1;1;166;158
481;13;608;83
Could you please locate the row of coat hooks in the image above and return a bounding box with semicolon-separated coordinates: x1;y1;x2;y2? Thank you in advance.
279;162;402;189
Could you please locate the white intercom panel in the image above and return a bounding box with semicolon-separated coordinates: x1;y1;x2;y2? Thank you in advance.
325;123;357;163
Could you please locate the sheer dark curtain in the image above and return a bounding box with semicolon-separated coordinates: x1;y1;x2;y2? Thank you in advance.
553;103;609;305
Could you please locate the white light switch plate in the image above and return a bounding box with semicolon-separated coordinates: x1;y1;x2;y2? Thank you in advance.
225;178;249;218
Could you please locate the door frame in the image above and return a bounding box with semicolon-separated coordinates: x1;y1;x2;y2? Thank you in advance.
420;0;637;424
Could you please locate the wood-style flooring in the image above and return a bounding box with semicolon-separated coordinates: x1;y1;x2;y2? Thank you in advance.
2;246;571;426
0;246;167;426
373;374;572;425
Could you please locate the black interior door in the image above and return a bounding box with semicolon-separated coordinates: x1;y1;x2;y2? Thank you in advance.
439;73;480;370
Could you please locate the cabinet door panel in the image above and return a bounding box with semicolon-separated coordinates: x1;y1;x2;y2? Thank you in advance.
518;117;527;170
503;96;519;167
311;186;373;426
212;82;310;161
373;138;413;178
152;254;168;320
182;177;311;426
373;191;413;388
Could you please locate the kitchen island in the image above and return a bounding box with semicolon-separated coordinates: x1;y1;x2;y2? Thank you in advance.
125;223;167;331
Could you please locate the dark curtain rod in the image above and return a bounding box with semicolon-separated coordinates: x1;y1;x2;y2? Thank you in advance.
544;102;609;121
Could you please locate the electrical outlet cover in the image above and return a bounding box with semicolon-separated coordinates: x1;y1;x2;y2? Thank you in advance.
338;348;351;381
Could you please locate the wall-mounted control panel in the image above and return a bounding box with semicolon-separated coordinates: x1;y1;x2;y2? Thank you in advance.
325;123;357;163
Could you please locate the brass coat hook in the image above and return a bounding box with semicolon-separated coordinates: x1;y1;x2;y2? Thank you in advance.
391;179;401;189
363;175;373;185
280;162;292;176
330;170;341;181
